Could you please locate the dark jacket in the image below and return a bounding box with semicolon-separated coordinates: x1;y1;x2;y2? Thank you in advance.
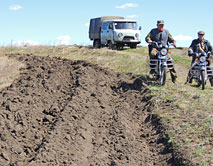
189;39;213;54
145;28;175;46
189;39;213;64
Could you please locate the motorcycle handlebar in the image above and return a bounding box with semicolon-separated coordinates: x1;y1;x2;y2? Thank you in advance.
193;52;210;58
149;41;172;49
149;41;158;46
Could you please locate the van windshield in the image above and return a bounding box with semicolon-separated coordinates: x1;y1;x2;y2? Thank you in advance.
114;22;137;30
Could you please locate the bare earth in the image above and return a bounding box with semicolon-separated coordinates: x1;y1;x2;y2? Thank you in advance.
0;54;186;166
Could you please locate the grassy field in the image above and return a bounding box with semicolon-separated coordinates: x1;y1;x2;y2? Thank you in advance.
0;53;25;91
0;45;212;165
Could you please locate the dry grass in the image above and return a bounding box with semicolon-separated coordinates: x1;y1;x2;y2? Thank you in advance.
0;55;25;90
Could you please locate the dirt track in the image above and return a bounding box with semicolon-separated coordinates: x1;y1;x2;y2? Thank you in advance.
0;54;183;166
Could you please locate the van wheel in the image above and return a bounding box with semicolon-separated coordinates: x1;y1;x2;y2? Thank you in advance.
93;40;101;48
108;41;117;50
130;44;137;49
108;41;113;49
117;44;124;50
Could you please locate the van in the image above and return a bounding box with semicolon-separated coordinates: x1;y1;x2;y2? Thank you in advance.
89;16;141;49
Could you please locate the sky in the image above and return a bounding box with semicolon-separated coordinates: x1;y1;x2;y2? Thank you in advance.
0;0;213;47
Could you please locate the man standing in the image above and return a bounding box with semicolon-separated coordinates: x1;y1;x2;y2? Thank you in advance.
145;20;177;83
186;31;213;84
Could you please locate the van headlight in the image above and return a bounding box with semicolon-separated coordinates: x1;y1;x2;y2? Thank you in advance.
135;33;139;38
118;33;123;38
200;56;206;62
160;48;168;56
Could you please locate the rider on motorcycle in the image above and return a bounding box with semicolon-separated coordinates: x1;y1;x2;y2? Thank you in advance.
186;31;213;84
145;20;177;83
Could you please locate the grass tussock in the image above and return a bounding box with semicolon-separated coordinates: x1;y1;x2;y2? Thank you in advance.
0;56;25;90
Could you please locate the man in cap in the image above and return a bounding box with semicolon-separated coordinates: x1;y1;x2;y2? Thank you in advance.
186;31;213;84
145;20;177;83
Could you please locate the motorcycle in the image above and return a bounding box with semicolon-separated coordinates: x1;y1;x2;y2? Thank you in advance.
188;52;213;90
149;42;175;85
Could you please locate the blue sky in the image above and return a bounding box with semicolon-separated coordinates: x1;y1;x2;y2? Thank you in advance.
0;0;213;47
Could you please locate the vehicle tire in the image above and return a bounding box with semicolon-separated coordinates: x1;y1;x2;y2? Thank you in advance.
108;41;117;50
93;40;101;49
130;44;137;49
201;70;205;90
108;41;112;49
116;44;123;50
160;66;166;85
112;44;117;50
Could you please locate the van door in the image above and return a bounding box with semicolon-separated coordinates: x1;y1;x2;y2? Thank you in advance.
101;22;108;45
107;22;114;43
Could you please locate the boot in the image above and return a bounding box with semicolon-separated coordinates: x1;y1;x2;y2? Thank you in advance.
210;79;213;87
171;75;177;83
186;70;193;84
170;69;177;83
150;69;155;74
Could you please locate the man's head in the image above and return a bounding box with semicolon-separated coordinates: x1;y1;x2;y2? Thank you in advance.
157;20;164;32
198;31;205;41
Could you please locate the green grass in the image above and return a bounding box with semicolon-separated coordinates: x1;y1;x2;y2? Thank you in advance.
171;53;191;67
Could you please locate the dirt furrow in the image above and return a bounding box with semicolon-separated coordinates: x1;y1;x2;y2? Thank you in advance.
0;54;184;166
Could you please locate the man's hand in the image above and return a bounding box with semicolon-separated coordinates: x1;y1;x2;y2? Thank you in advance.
207;51;211;57
188;48;194;56
173;41;177;48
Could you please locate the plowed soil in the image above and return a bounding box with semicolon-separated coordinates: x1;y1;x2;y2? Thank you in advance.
0;54;183;166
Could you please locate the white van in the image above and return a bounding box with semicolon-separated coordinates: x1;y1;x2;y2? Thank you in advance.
89;16;141;49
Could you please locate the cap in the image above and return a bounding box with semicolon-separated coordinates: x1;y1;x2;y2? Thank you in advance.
198;31;205;35
157;20;164;25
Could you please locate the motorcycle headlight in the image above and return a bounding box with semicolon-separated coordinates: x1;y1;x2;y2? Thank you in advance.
135;33;139;38
118;33;123;38
160;48;168;56
200;56;206;62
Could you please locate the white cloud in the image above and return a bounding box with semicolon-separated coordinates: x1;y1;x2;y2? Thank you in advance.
116;3;139;9
9;5;23;11
56;35;71;45
12;40;40;46
126;15;138;18
174;35;193;41
85;23;89;27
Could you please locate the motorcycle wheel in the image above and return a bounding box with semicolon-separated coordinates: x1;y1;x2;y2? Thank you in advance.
201;70;205;90
160;66;166;85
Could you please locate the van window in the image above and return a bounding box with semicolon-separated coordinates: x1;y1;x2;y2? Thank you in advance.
102;23;108;30
114;22;138;30
108;23;113;29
